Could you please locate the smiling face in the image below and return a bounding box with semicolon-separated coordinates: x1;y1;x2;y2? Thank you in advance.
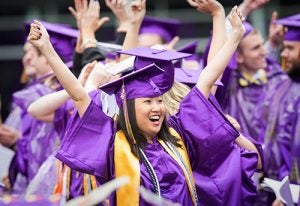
236;32;267;73
134;96;166;140
281;40;300;73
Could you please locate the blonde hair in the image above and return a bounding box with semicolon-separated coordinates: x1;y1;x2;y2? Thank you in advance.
163;81;191;116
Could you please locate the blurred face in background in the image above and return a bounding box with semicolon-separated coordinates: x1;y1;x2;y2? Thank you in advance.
236;32;267;74
138;33;164;47
30;48;53;78
22;42;38;78
281;40;300;73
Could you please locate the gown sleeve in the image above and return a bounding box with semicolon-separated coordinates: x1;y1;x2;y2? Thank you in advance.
168;86;260;205
168;86;239;168
56;91;115;183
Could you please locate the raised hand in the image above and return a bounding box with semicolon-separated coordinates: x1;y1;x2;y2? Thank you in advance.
68;0;87;30
105;0;131;32
188;0;224;16
268;11;284;48
164;36;180;51
27;20;50;49
227;6;246;39
85;62;116;89
0;124;20;147
128;0;146;25
225;114;241;131
78;61;97;86
81;0;109;35
239;0;269;18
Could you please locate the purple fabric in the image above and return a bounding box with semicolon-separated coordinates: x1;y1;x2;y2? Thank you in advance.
141;138;193;205
53;100;74;140
9;83;60;191
140;16;179;42
169;87;258;206
24;20;78;63
216;58;288;142
100;63;172;106
253;78;300;183
56;86;260;205
275;14;300;41
117;47;191;71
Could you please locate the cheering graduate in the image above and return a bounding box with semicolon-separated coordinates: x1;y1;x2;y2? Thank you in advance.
27;1;255;205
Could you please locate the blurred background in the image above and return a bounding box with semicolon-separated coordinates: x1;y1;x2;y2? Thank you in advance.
0;0;299;121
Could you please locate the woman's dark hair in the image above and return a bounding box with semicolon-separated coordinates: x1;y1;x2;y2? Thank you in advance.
117;98;182;158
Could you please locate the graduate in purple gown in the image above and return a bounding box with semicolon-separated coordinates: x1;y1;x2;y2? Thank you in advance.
215;19;288;143
6;21;78;194
26;60;119;200
253;13;300;205
27;1;255;204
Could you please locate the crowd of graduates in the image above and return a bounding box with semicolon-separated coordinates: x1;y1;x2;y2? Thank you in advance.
0;0;299;205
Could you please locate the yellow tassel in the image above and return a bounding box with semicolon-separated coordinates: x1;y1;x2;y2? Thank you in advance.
66;166;71;199
53;161;63;194
90;175;98;190
83;174;88;196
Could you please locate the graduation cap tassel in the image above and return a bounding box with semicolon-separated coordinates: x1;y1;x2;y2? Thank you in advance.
281;56;287;72
121;82;136;144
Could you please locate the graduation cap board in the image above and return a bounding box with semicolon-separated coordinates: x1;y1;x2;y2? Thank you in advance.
117;46;192;71
140;16;179;43
104;46;191;75
276;14;300;41
100;63;165;106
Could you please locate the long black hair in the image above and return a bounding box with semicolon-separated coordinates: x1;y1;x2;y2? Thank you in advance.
117;98;182;158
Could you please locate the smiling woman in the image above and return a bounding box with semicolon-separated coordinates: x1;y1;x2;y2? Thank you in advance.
26;2;255;204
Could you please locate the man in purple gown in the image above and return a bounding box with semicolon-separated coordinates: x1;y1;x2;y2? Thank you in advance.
215;21;288;143
253;13;300;205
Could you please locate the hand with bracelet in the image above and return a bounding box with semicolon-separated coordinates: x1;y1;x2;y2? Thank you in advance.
80;0;109;50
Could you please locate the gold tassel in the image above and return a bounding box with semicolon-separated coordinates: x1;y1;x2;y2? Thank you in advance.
83;174;88;196
90;175;98;190
53;160;63;194
66;166;71;200
281;56;288;72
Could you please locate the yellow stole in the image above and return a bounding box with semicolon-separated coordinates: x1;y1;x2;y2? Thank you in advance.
114;128;197;206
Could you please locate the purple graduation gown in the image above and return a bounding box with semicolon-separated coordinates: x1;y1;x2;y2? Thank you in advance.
9;82;60;192
253;78;300;183
56;87;259;205
216;58;288;142
53;91;101;199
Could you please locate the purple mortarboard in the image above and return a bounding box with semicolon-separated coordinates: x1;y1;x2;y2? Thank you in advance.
139;16;179;43
276;14;300;41
175;67;223;87
175;67;202;87
25;20;78;64
177;41;198;55
101;47;191;106
174;41;199;68
105;51;120;60
117;46;192;71
100;63;166;106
